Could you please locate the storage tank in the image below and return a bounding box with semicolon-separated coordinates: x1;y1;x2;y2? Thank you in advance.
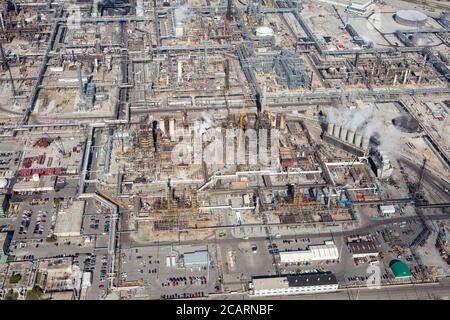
327;123;334;135
256;26;274;37
340;128;348;141
169;118;175;141
347;130;355;144
395;10;428;27
361;136;370;150
333;125;341;138
159;118;165;133
354;133;362;147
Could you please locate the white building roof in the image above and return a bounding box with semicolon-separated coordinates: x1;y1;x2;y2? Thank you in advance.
380;205;396;214
54;201;84;237
279;241;339;263
183;250;209;266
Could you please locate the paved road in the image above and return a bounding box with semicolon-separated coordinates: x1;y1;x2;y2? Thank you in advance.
212;281;450;300
128;213;450;248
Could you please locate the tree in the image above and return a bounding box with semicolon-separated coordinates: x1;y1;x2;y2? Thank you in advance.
46;234;58;243
9;273;22;284
4;290;18;300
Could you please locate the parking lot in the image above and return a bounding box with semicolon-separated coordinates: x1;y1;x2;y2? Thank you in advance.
12;202;55;241
119;245;220;299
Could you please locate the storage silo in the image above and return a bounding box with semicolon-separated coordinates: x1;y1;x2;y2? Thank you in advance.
354;133;362;147
340;128;348;141
347;130;355;144
333;125;341;138
327;123;334;135
361;136;370;150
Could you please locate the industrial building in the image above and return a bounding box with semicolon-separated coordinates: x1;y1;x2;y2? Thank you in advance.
183;250;209;267
251;273;339;296
348;241;379;259
54;201;85;238
0;0;448;301
279;241;339;263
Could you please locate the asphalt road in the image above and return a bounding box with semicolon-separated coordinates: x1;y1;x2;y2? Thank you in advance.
128;213;450;248
212;281;450;300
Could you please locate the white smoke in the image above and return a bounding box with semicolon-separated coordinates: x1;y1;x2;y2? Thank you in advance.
325;106;404;158
174;4;191;24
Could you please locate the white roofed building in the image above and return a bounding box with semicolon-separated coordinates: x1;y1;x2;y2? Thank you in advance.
279;241;339;263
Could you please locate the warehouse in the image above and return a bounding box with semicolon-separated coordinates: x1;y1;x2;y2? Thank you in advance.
251;273;338;296
379;205;396;216
348;241;379;258
279;241;339;263
183;250;209;267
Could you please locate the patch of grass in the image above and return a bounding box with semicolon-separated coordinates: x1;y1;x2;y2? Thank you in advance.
25;287;43;300
9;273;22;284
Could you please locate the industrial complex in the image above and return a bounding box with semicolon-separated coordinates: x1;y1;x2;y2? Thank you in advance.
0;0;449;301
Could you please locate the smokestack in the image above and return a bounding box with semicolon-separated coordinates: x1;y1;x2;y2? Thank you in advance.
77;63;84;96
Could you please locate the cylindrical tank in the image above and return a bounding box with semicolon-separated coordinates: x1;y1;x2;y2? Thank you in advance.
347;130;355;145
280;114;286;130
256;26;274;37
333;125;341;138
354;133;362;147
327;123;334;135
159;118;165;133
340;128;348;141
395;10;428;27
169;118;175;141
361;136;370;150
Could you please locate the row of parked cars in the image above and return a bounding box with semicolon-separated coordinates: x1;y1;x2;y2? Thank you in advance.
162;292;204;300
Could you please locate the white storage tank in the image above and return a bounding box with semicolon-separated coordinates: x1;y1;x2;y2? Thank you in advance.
361;136;370;149
347;130;355;144
340;128;348;141
256;26;274;37
395;10;428;27
354;133;362;147
327;123;334;135
333;125;341;138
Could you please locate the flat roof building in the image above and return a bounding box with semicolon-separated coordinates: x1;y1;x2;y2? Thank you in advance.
251;273;338;296
348;241;379;258
54;201;85;237
183;250;209;267
279;241;339;263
